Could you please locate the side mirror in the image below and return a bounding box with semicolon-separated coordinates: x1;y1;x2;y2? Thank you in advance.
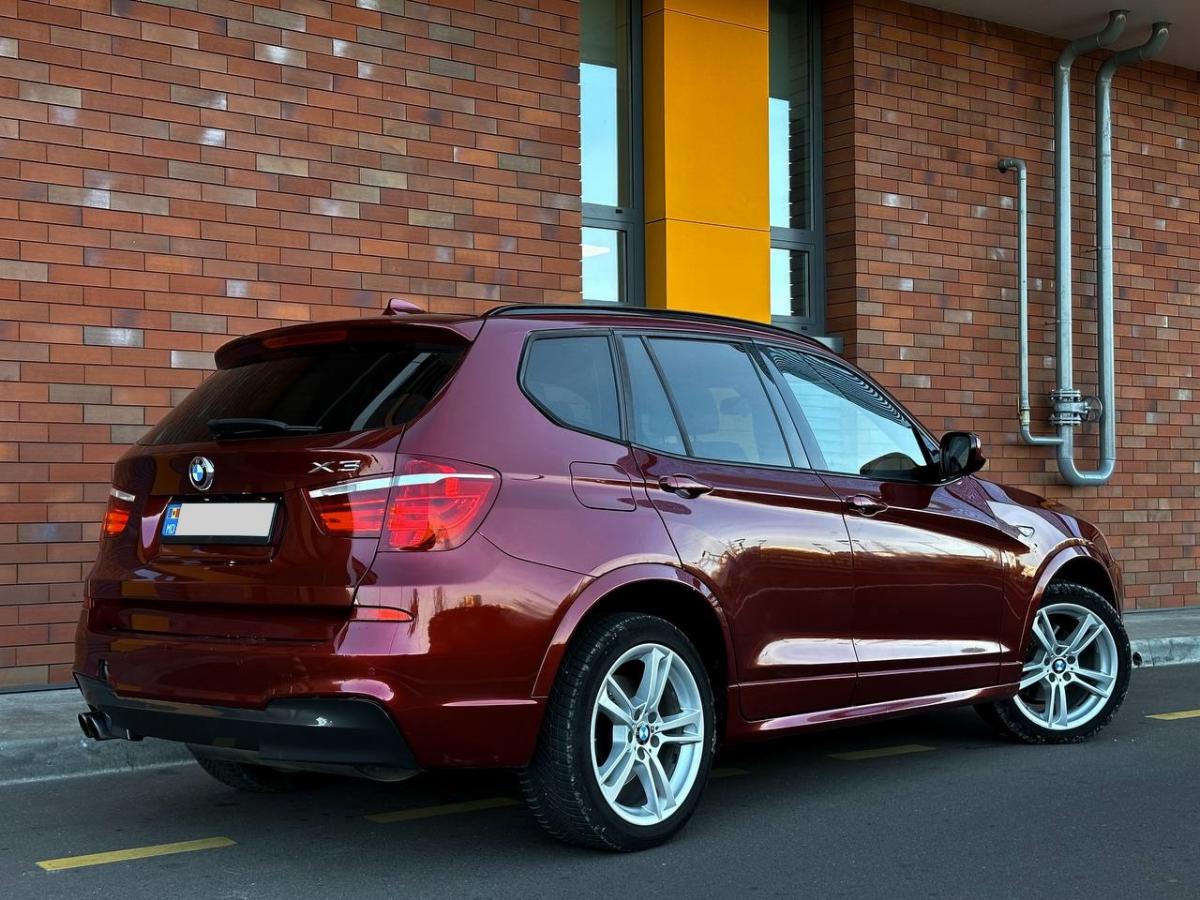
940;431;985;479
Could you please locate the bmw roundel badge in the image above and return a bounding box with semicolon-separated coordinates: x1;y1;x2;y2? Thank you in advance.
188;456;215;491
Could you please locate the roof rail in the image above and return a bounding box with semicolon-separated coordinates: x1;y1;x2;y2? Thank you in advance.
482;303;822;344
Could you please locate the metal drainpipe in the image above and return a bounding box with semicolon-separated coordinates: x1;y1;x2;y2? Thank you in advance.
1056;20;1171;486
1052;9;1127;428
998;157;1061;446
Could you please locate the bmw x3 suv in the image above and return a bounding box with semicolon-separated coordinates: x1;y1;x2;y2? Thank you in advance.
76;304;1131;850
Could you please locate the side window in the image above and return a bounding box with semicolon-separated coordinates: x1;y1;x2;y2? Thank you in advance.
767;348;929;480
646;338;791;467
621;336;686;454
522;335;621;438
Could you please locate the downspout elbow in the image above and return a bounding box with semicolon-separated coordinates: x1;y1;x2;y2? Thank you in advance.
1107;22;1171;72
1057;9;1129;68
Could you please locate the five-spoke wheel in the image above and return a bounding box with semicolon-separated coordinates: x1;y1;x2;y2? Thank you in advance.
978;582;1131;744
521;613;715;851
1016;603;1119;730
590;643;705;825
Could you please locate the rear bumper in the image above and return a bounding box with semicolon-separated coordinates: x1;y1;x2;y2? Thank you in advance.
76;535;576;769
76;674;418;780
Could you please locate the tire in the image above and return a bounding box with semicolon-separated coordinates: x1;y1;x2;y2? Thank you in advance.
191;750;317;793
978;582;1131;744
520;613;716;851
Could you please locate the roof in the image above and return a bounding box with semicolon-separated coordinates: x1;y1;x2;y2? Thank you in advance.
479;304;831;351
215;304;833;369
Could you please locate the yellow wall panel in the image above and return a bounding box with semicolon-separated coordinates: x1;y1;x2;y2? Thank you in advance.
646;220;770;321
643;0;770;321
642;0;768;33
646;10;768;229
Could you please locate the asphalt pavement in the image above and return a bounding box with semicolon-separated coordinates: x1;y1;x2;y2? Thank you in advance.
1;665;1196;900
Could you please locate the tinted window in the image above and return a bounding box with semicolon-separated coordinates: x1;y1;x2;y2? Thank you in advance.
621;336;684;454
647;338;790;466
767;348;928;479
523;335;621;438
144;344;463;445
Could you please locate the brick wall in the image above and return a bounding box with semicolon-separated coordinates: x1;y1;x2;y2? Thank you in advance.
0;0;581;687
823;0;1199;611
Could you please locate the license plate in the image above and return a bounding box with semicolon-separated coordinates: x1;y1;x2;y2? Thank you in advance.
161;501;278;544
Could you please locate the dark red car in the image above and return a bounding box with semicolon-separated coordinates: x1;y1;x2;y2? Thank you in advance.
76;304;1131;850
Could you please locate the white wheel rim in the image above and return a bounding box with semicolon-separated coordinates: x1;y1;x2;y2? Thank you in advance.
1014;602;1119;731
589;642;705;826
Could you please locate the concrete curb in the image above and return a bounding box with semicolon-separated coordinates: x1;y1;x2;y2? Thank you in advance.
1126;609;1200;670
1131;636;1200;669
0;688;190;787
1;734;192;786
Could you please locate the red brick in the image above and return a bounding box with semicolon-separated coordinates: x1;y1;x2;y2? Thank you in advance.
824;0;1200;613
0;0;581;685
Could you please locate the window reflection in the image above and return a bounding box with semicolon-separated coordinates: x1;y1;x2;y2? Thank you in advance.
581;0;630;208
768;0;821;331
770;247;809;319
582;227;623;304
580;0;639;305
769;0;812;231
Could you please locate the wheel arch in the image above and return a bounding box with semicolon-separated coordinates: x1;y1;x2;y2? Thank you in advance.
1046;555;1119;612
1015;544;1120;660
531;565;735;713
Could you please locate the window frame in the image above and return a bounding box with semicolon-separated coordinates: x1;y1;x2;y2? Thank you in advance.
769;0;825;336
757;342;947;484
581;0;645;307
517;328;627;443
612;329;809;471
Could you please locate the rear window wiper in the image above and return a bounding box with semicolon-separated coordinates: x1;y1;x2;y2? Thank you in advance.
207;418;321;439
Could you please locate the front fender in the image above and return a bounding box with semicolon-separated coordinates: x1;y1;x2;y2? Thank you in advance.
530;563;737;699
999;541;1116;684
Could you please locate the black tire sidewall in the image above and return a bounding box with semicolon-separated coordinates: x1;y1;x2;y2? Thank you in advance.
571;615;716;848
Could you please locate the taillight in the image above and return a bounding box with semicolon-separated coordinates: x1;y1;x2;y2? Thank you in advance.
307;482;391;537
382;457;498;551
307;456;499;551
102;487;135;537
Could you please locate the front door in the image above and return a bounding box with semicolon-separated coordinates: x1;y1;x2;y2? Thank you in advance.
618;333;857;721
762;346;1016;706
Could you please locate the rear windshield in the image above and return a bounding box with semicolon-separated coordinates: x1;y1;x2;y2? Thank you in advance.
142;343;464;445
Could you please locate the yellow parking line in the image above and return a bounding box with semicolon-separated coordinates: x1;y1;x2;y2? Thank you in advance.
366;797;519;824
37;837;235;872
1146;709;1200;721
829;744;935;761
710;767;749;778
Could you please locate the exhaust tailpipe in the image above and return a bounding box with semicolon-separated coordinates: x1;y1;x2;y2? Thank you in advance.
79;711;113;741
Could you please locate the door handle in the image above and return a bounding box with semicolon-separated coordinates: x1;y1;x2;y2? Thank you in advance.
658;474;714;499
846;494;887;516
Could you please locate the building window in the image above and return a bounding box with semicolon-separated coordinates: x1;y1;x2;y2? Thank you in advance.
769;0;824;333
581;0;644;305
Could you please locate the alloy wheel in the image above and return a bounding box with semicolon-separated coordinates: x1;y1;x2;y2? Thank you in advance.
1015;602;1120;731
589;642;705;826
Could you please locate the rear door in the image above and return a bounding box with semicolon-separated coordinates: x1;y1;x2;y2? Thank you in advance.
761;345;1014;705
89;327;467;638
618;333;857;721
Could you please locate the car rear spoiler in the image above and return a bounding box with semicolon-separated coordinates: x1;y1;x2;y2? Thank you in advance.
215;317;481;369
